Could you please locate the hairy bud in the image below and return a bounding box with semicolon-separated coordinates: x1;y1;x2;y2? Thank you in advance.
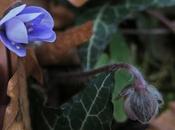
120;83;163;124
64;63;164;124
118;65;163;124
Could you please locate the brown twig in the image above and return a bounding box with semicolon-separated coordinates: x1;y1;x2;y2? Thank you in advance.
121;28;171;35
147;10;175;32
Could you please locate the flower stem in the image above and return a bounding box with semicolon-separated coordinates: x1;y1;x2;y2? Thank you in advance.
58;63;146;89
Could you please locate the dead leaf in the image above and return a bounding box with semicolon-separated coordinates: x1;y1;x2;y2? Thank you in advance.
24;49;43;84
22;0;48;8
3;59;31;130
147;102;175;130
0;2;21;129
68;0;88;7
50;4;75;29
3;49;43;130
36;21;93;66
0;0;21;17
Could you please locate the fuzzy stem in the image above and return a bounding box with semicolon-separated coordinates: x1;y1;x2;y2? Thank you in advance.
58;63;146;90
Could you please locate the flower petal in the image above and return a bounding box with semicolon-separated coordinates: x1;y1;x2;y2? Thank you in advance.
5;18;28;44
0;4;26;26
0;32;26;57
17;12;42;22
45;31;56;42
19;6;54;28
130;91;158;123
29;31;56;43
148;85;164;106
124;97;137;121
28;25;54;42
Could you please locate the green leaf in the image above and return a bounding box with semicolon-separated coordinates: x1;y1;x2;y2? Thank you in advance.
112;71;132;122
110;33;131;62
109;33;132;122
31;73;114;130
95;53;109;68
85;4;116;70
120;0;175;8
81;0;175;70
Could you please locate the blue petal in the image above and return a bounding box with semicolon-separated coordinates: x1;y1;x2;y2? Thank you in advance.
19;6;54;28
17;12;42;23
45;31;56;42
0;4;26;26
29;31;56;43
28;25;54;41
5;18;28;44
30;30;56;42
0;32;26;57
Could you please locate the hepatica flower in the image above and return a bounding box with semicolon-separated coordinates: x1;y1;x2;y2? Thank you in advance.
0;4;56;57
117;65;163;124
120;84;163;124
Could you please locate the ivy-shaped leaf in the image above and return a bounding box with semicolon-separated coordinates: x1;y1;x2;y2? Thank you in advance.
109;33;132;122
30;73;114;130
94;53;109;68
85;5;116;70
82;0;175;70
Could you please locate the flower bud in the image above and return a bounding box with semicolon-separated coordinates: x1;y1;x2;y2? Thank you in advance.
116;65;163;124
120;84;163;124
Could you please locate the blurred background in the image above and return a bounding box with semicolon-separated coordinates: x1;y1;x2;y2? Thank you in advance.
2;0;175;130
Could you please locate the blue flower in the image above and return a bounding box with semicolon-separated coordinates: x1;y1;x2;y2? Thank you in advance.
0;4;56;57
